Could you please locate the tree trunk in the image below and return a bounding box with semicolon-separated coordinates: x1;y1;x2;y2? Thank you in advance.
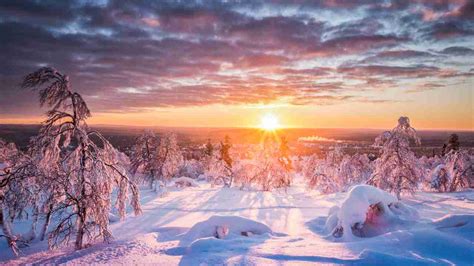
1;205;19;256
148;178;154;190
75;209;86;250
25;205;39;242
40;204;54;241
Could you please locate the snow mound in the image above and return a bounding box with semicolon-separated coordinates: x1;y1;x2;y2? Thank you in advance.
327;185;418;240
172;176;199;188
179;215;273;246
432;214;474;241
109;213;120;223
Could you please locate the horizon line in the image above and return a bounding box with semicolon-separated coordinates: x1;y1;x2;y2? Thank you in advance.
0;123;472;132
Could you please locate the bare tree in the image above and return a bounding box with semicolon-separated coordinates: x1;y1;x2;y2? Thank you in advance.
22;67;141;250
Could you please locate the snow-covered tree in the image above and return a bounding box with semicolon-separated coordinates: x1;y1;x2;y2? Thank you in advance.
204;138;214;157
22;67;141;250
256;140;292;191
419;155;443;190
429;164;450;192
157;133;183;183
234;137;292;191
179;159;204;179
201;139;215;177
442;133;460;156
0;139;39;255
206;135;234;187
306;146;345;193
435;150;473;192
129;131;161;188
130;131;183;189
368;117;422;199
278;136;293;173
338;153;372;189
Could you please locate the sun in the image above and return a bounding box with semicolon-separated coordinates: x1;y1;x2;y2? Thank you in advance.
260;113;280;131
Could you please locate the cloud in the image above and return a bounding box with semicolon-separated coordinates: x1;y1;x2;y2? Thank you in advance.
405;82;445;93
0;0;473;116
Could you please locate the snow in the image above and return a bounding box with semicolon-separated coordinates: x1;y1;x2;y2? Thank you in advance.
179;215;273;246
171;176;200;188
1;179;473;265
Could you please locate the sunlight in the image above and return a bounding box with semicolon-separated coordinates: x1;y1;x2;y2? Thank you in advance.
260;113;280;131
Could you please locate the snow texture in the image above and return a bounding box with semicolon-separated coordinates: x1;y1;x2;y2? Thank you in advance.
1;180;473;265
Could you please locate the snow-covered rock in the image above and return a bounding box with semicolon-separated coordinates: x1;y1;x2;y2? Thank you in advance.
327;185;418;240
197;174;207;181
109;213;121;223
172;176;199;188
179;215;272;246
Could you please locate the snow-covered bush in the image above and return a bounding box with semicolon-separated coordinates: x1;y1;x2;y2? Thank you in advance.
179;159;204;179
305;147;372;194
368;117;422;199
326;185;418;241
429;164;450;192
232;138;292;191
419;155;443;189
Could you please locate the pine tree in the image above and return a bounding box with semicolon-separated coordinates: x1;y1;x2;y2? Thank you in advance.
204;138;213;157
442;134;460;156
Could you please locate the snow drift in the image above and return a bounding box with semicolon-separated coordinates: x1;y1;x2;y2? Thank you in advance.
179;215;273;246
326;185;419;240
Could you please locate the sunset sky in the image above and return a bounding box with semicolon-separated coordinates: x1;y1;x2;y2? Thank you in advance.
0;0;473;130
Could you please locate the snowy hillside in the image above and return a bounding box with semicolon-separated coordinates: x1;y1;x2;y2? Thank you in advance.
2;179;473;265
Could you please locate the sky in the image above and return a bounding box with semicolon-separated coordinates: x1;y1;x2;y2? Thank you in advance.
0;0;473;130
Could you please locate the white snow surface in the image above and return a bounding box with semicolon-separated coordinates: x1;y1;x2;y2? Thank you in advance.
179;215;273;246
1;179;473;265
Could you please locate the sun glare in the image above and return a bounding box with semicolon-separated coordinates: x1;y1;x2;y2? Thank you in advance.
260;113;280;131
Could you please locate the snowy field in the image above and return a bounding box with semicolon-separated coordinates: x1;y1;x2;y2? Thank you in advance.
2;179;473;265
